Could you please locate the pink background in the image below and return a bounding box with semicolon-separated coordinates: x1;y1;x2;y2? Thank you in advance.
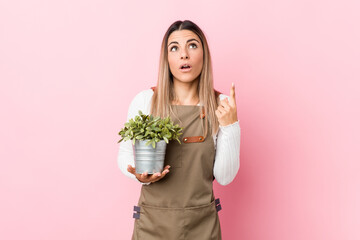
1;0;359;239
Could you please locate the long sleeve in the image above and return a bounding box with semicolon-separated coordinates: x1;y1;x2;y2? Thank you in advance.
213;94;241;186
117;89;153;185
213;121;241;185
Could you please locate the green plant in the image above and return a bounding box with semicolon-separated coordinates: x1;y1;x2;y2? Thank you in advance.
118;110;183;148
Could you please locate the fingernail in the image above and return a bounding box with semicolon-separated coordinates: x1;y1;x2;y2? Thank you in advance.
232;82;234;87
157;173;161;177
165;170;169;173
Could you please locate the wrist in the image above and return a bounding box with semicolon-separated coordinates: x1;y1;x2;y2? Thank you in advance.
136;176;152;185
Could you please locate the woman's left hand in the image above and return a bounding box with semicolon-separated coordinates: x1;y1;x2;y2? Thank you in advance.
215;82;238;126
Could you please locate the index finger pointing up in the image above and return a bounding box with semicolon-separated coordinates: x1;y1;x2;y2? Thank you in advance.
229;82;236;107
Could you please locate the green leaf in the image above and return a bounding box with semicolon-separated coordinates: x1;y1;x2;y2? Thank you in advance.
118;111;183;145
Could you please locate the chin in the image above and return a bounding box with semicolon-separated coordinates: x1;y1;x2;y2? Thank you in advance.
173;73;201;83
174;77;197;84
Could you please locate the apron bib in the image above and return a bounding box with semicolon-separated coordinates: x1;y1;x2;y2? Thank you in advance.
131;98;222;240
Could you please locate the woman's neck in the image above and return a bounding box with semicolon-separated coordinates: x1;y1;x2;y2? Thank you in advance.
172;78;200;105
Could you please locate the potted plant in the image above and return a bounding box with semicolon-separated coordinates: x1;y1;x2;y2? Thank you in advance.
118;110;183;174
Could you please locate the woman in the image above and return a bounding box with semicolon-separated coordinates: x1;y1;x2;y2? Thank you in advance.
118;20;241;240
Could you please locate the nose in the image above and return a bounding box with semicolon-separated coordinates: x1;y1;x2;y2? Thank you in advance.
180;48;189;59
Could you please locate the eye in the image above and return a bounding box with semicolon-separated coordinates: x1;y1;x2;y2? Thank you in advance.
169;46;178;52
189;43;197;49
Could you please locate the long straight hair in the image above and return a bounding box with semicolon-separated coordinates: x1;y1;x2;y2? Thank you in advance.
150;20;221;137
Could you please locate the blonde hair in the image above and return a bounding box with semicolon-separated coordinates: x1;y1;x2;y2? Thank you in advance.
150;20;221;137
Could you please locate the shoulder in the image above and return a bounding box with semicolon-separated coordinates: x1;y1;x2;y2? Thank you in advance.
127;88;154;117
127;89;153;119
129;89;154;108
131;89;154;102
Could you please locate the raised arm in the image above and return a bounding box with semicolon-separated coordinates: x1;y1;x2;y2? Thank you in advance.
213;84;241;185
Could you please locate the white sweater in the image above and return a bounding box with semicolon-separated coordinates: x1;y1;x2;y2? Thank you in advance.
117;89;241;186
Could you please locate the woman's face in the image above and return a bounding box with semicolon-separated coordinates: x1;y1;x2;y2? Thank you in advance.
167;30;203;84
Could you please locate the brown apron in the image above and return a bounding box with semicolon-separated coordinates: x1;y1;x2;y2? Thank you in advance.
131;101;222;240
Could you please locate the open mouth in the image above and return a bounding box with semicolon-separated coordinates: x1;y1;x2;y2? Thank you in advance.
180;64;192;72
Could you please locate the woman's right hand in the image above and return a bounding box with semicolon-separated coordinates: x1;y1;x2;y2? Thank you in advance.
127;165;171;183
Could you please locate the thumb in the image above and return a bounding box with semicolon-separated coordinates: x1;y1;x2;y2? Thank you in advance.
229;82;236;106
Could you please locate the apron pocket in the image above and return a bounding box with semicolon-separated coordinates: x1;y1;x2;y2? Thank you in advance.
136;204;186;240
183;200;222;240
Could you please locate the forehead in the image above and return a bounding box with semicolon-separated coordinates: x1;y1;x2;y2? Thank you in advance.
168;29;201;43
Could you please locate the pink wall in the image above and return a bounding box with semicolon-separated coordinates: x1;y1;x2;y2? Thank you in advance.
1;0;359;239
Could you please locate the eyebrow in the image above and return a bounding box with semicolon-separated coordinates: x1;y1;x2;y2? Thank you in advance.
168;38;200;47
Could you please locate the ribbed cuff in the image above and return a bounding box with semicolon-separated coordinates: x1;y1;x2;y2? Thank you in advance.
219;120;239;130
141;181;152;185
137;177;152;185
